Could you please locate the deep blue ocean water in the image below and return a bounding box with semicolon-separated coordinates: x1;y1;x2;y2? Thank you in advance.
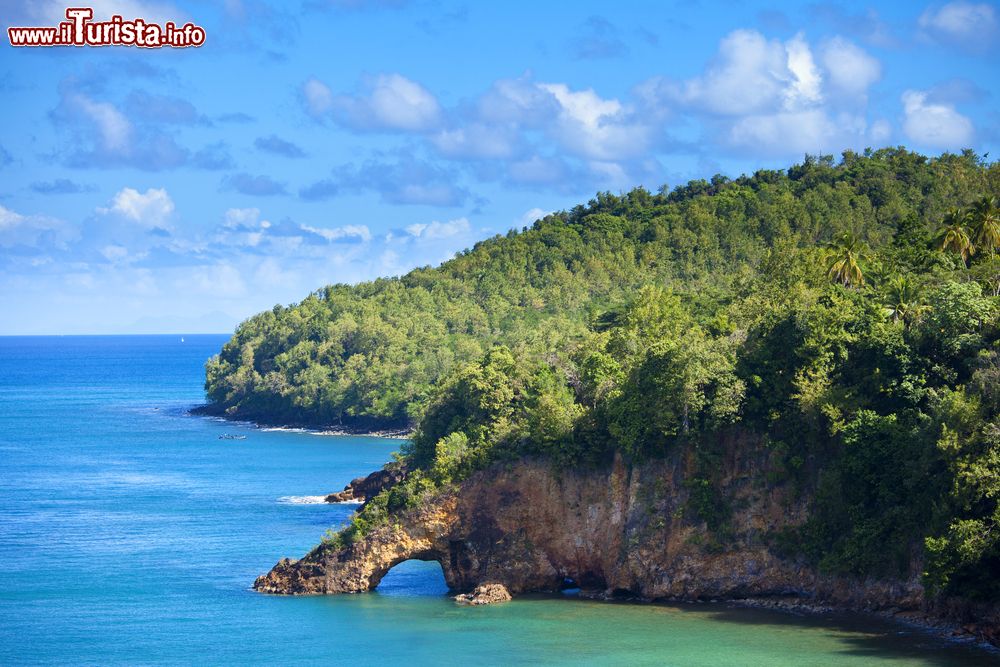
0;334;996;665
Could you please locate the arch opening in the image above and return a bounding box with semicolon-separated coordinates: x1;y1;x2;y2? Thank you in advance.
375;558;449;597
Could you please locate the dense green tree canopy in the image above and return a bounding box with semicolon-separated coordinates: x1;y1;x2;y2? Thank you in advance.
206;148;1000;601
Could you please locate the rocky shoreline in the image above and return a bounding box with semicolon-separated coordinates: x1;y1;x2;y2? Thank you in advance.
189;404;415;439
254;447;1000;650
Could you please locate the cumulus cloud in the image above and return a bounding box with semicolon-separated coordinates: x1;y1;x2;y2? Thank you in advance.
662;31;832;116
218;207;271;247
431;124;522;160
819;37;882;102
48;75;234;171
643;30;887;155
668;30;796;115
540;83;653;161
405;217;470;240
303;74;442;132
301;78;334;118
70;93;133;152
901;89;974;149
301;223;372;242
476;76;563;125
105;187;175;229
0;204;76;252
919;2;998;49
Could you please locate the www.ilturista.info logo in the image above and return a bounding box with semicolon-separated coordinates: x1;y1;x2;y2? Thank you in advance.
7;7;206;48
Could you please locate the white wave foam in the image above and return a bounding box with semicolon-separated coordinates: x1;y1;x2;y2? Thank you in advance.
277;495;328;505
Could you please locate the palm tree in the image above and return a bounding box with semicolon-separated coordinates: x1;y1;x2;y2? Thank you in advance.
882;275;927;326
936;208;974;263
969;196;1000;258
826;232;868;288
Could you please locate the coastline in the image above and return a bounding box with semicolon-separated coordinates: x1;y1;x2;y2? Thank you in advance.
729;596;1000;654
195;404;998;654
189;404;414;439
255;452;1000;653
561;591;1000;653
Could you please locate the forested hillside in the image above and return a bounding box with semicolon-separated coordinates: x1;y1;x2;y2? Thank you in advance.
207;148;1000;600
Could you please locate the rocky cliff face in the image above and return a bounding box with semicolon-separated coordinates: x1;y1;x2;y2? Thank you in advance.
258;438;902;599
254;440;999;645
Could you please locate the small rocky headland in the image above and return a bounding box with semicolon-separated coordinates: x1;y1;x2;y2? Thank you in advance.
255;446;1000;648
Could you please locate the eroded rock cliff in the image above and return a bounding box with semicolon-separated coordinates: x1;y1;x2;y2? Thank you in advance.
253;442;999;645
259;439;895;598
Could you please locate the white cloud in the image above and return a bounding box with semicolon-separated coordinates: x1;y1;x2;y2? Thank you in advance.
300;223;372;242
672;31;834;115
919;2;998;45
901;89;974;149
820;37;882;100
652;30;885;155
0;205;26;230
224;207;269;229
540;83;652;161
72;94;133;152
405;218;470;240
728;109;838;153
431;124;520;159
105;187;174;229
0;204;75;249
476;76;561;125
783;34;823;109
218;208;271;247
329;74;441;131
302;78;334;117
672;30;793;115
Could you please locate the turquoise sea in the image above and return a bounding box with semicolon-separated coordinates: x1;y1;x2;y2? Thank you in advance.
0;334;996;665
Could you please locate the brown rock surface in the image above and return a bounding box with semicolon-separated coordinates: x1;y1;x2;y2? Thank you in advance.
454;583;512;605
324;462;407;504
253;438;999;647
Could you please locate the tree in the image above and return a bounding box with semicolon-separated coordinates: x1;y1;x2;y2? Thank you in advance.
935;208;974;263
881;275;927;326
969;196;1000;258
826;232;868;288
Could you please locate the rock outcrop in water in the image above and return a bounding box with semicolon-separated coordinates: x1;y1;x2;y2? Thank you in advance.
254;442;1000;646
324;463;407;504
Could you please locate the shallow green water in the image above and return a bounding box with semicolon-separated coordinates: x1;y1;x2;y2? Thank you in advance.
0;335;994;665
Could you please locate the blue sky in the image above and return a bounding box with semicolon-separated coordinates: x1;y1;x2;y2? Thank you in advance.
1;0;998;334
